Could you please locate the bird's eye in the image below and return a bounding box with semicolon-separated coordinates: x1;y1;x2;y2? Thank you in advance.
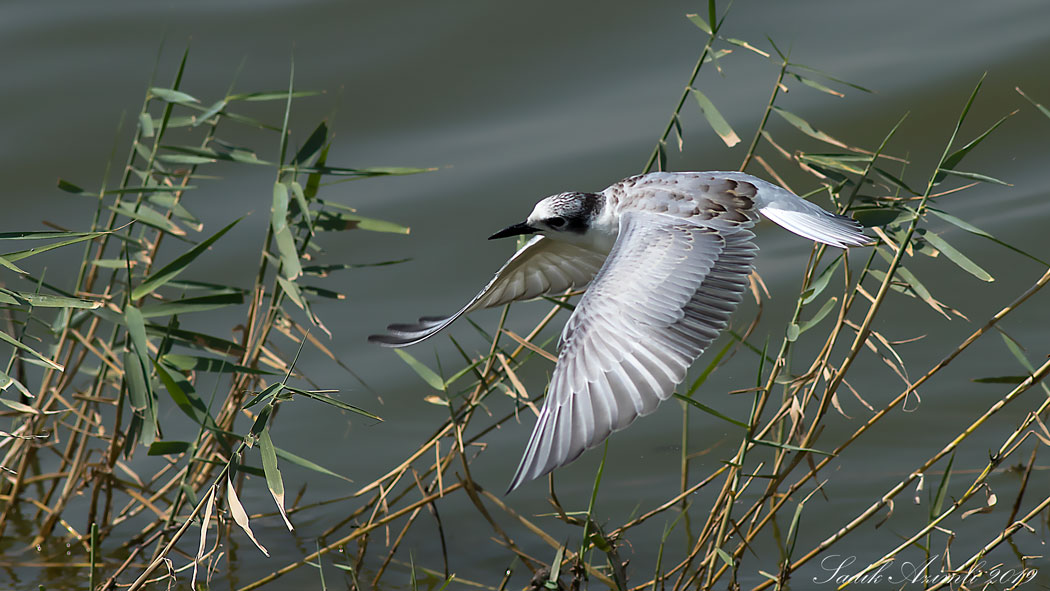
547;216;566;229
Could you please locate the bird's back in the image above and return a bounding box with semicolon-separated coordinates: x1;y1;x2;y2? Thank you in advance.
603;172;761;231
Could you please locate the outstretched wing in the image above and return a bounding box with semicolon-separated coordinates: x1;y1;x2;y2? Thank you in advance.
369;236;607;348
507;212;756;491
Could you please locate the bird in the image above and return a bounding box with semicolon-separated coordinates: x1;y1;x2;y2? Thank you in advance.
369;171;873;492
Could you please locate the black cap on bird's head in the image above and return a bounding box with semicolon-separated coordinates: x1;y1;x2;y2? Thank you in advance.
488;191;602;240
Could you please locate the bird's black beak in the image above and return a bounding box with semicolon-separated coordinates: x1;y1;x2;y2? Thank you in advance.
488;221;538;240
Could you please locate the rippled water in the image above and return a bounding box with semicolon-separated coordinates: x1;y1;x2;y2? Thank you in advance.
4;1;1050;589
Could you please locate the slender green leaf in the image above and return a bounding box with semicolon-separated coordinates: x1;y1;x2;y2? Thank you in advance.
138;112;155;138
150;87;199;105
163;143;271;166
57;179;94;196
293;121;328;165
791;72;844;97
155;360;216;428
0;370;30;397
132;217;241;300
110;203;186;237
124;304;157;446
749;438;834;456
124;305;152;383
933;111;1014;184
139;293;244;318
921;231;993;282
290;181;312;233
935;168;1010;186
997;330;1049;395
442;356;486;389
156;154;215;165
145;324;245;356
709;548;732;573
931;453;954;518
972;376;1027;384
785;494;808;559
674;394;747;428
797;153;868;175
103;185;195;195
0;256;25;274
685;13;712;34
193;99;227;127
302;259;410;276
1016;87;1050;120
0;396;43;414
282;385;381;421
297;165;435;178
275;274;306;309
161;279;248;295
248;404;274;441
928;208;1049;267
244;383;284;410
259;428;293;531
271;183;302;279
148;441;192;455
304;143;329;199
851;207;912;228
789;63;873;93
725;37;769;57
948;73;986;150
691;88;740;147
123;349;156;446
308;210;409;234
772;107;850;149
275;446;352;481
160;353;278;375
226;90;321;102
299;285;344;300
1000;332;1035;373
872;167;920;196
2;231;107;264
0;290;100;309
0;329;62;371
801;256;841;304
394;350;444;391
798;297;838;334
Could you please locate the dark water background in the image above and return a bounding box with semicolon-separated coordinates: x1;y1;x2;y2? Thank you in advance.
3;1;1050;589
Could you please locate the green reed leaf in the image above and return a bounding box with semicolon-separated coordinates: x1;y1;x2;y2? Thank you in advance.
259;428;293;531
271;183;302;279
394;350;444;391
132;217;241;301
691;88;741;147
920;231;993;282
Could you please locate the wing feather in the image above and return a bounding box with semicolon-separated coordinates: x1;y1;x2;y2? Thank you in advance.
507;213;756;491
369;236;606;347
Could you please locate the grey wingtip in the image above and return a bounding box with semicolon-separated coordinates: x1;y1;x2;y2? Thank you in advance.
504;477;523;495
505;457;537;494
